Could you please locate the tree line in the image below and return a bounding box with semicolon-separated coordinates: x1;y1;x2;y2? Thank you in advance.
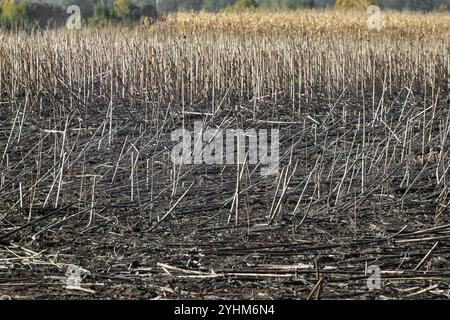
122;0;449;12
0;0;448;29
199;0;449;11
0;0;158;28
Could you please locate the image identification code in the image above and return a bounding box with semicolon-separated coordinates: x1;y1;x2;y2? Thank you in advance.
174;304;276;317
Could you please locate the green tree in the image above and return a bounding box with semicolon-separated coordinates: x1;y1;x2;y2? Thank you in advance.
114;0;131;18
438;0;449;11
335;0;374;9
1;0;25;26
235;0;258;9
112;0;141;21
223;0;258;11
89;1;110;26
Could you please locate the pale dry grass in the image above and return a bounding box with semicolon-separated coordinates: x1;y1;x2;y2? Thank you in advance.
0;10;448;113
166;10;450;35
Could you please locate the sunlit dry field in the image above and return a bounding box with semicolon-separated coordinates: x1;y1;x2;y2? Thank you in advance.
0;10;449;299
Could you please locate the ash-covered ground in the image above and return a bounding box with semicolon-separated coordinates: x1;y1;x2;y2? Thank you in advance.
1;92;450;299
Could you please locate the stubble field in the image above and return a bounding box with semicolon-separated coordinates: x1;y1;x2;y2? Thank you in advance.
0;10;449;299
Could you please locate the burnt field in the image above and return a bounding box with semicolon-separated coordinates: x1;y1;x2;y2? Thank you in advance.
0;11;450;300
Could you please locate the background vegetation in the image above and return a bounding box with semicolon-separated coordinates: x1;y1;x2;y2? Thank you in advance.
0;0;448;28
0;5;449;300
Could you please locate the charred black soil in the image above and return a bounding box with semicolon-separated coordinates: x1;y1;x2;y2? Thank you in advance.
1;92;450;300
